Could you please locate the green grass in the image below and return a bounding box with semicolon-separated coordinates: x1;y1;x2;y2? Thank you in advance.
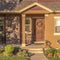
0;56;30;60
48;57;60;60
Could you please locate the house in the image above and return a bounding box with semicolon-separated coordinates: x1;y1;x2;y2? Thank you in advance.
0;0;60;48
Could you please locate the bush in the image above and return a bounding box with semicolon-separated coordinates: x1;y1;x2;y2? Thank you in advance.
50;48;57;56
0;48;4;53
17;49;29;57
45;48;52;56
57;49;60;53
4;45;14;56
13;47;19;55
56;49;60;57
45;48;57;57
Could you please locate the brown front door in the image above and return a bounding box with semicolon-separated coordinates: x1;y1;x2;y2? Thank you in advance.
36;18;44;41
32;17;44;42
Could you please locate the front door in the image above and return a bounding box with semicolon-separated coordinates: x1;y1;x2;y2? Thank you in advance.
36;18;44;41
32;17;44;42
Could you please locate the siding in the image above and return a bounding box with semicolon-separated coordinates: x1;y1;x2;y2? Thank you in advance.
45;14;60;48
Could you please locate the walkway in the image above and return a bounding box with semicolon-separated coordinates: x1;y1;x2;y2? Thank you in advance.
31;53;48;60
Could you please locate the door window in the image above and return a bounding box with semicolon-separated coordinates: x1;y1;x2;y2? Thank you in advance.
25;17;32;45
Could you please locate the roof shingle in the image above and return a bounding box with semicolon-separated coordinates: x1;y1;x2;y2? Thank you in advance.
0;0;60;12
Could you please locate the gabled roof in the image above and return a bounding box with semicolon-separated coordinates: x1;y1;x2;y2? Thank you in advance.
40;2;60;11
0;0;60;13
18;2;53;12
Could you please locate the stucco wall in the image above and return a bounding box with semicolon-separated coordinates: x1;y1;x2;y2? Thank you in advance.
45;14;60;48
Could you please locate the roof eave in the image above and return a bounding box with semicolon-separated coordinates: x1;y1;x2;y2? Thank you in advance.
19;2;53;13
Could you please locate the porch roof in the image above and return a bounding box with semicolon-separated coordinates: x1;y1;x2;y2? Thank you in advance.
0;0;60;13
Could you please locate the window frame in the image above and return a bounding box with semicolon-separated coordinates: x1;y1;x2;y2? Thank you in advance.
25;17;32;34
54;16;60;35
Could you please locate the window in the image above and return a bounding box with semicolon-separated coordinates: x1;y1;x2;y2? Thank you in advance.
54;17;60;35
25;18;30;24
25;18;31;32
0;17;5;44
0;17;4;33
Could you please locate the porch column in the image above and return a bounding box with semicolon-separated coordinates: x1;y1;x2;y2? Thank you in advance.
45;14;49;40
21;14;26;47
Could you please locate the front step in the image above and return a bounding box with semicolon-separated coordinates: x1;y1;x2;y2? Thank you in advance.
34;41;45;45
28;48;43;53
23;44;44;53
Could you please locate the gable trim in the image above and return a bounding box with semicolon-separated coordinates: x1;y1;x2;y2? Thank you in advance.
19;2;53;13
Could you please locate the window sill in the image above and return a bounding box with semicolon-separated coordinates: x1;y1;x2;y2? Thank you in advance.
54;33;60;35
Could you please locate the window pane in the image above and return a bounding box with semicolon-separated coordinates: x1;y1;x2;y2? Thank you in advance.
25;18;30;32
0;17;4;44
55;20;60;26
0;17;4;31
25;25;30;32
0;26;3;31
25;18;30;24
55;26;60;33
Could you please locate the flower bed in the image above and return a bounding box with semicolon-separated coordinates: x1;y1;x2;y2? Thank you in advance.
0;44;30;60
44;48;60;60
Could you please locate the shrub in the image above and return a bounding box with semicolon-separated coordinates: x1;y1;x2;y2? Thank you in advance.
45;48;52;56
13;47;19;55
45;48;57;57
0;48;4;53
4;45;14;56
56;49;60;57
17;49;29;57
50;48;57;56
57;49;60;53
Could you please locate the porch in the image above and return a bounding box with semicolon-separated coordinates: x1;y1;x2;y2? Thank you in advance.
21;14;45;47
0;3;50;47
0;14;45;47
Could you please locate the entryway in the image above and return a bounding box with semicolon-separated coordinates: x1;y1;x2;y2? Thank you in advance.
32;17;45;42
25;14;45;45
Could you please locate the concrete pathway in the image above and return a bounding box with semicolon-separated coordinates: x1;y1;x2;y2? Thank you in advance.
31;53;48;60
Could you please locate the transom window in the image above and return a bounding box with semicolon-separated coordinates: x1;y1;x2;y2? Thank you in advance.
54;17;60;35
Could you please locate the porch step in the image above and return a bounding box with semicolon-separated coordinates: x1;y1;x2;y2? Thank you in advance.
34;41;45;45
23;44;44;53
28;48;43;53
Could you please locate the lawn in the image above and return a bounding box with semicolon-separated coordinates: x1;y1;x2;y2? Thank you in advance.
0;56;30;60
48;57;60;60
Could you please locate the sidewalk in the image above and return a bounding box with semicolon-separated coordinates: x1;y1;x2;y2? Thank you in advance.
31;53;48;60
